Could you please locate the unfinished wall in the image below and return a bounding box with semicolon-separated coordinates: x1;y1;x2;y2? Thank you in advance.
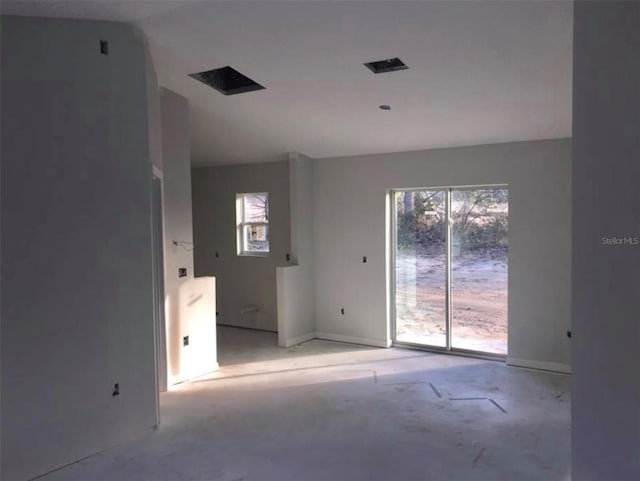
160;88;216;385
174;277;218;380
1;16;157;481
313;139;572;370
145;40;162;172
192;162;291;332
276;153;317;346
572;2;640;479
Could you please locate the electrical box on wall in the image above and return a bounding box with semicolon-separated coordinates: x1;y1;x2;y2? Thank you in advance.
179;268;187;278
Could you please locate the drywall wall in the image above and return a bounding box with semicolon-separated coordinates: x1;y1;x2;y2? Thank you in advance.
175;277;218;380
313;139;572;369
1;16;157;481
159;88;210;385
192;161;291;332
276;153;316;346
572;2;640;479
145;40;163;172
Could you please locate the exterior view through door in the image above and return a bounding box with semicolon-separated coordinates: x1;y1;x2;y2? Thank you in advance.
392;187;508;356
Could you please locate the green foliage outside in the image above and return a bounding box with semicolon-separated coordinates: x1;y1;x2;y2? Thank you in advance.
396;189;508;253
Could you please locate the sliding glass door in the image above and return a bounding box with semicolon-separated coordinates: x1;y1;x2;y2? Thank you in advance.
393;187;508;356
395;190;447;347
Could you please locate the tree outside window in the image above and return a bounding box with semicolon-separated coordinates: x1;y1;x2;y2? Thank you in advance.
237;193;269;255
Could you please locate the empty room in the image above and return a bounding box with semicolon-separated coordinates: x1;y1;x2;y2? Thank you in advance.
1;1;638;481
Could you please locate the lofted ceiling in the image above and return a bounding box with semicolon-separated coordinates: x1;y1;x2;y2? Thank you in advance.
1;1;573;166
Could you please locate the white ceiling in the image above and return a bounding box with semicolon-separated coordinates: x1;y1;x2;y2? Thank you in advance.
2;1;573;166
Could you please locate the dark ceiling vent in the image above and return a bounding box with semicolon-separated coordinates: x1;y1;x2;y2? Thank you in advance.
364;57;408;74
189;66;265;96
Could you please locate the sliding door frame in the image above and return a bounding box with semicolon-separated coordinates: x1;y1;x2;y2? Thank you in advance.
389;184;508;361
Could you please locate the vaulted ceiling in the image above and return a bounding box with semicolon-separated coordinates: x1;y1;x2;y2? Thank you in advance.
1;1;573;165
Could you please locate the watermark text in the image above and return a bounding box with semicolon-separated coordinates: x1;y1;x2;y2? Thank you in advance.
601;236;639;246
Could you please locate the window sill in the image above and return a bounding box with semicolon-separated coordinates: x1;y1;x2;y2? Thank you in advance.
238;252;270;258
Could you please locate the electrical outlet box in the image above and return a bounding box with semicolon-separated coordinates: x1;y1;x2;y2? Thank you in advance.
112;383;120;396
178;268;187;278
183;335;189;346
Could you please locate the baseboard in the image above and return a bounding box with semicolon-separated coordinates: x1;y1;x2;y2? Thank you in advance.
507;357;571;374
279;331;316;347
315;332;390;348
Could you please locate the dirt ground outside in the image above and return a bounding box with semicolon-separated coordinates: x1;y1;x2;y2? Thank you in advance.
395;246;508;354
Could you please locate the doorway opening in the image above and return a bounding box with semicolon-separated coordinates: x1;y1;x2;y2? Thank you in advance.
391;186;508;357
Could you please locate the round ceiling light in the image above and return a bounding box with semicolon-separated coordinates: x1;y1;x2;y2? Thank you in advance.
379;104;391;111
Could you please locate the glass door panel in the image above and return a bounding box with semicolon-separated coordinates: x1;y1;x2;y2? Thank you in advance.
450;188;508;355
394;191;447;347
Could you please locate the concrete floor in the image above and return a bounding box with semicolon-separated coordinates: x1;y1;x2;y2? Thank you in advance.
40;326;570;481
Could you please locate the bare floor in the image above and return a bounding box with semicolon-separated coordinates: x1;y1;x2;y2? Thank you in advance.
40;327;570;481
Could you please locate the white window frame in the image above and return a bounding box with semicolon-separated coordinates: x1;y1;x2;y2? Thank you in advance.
236;192;270;257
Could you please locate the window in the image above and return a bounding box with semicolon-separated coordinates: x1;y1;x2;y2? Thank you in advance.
236;192;269;256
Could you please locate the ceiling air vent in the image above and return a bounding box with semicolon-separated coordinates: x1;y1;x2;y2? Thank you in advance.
189;66;265;96
364;57;408;74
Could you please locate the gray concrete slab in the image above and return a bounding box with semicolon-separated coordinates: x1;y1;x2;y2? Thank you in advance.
39;327;570;481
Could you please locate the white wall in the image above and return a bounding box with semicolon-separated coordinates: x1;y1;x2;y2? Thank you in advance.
276;153;317;346
145;39;163;172
1;16;157;481
160;88;215;385
175;277;218;380
572;2;640;479
313;139;572;369
192;162;291;332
